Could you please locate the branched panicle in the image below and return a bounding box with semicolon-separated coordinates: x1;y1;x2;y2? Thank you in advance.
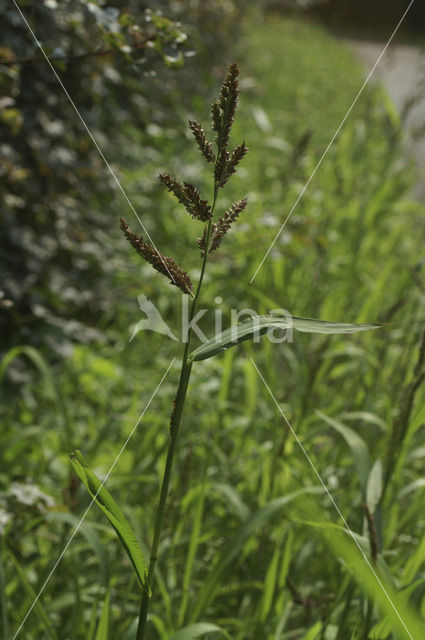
183;182;212;221
158;173;212;221
133;62;251;638
189;120;215;163
120;218;193;295
208;198;248;253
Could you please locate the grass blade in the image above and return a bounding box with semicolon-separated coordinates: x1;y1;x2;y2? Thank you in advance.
178;485;206;626
302;621;322;639
70;450;148;589
189;314;382;362
317;410;370;492
94;590;110;640
366;459;383;514
298;497;424;639
168;623;230;639
9;551;59;640
190;487;323;621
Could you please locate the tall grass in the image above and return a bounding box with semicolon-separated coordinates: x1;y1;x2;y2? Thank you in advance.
1;13;425;640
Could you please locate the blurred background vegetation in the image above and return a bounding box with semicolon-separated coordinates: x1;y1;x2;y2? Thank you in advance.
1;1;425;639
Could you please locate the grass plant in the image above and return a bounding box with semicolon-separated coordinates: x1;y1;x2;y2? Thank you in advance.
2;15;425;640
72;62;383;638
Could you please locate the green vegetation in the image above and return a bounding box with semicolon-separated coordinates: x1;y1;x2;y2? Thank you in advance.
1;8;425;640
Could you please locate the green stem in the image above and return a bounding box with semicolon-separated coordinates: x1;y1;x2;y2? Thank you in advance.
136;185;218;639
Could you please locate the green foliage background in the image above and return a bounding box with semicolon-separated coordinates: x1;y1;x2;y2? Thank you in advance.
1;2;425;639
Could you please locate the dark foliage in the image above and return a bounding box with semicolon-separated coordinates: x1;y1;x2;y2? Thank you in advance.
0;0;249;355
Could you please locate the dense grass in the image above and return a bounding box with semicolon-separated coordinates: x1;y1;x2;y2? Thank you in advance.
2;13;425;640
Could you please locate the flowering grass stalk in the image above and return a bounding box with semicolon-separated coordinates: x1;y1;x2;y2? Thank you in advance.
72;62;382;639
121;63;249;639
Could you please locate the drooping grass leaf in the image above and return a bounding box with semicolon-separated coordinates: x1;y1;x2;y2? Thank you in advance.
297;497;424;639
366;459;383;514
317;410;370;492
301;621;322;639
70;450;148;590
370;579;425;639
211;483;250;521
401;536;425;586
189;314;382;362
167;623;230;640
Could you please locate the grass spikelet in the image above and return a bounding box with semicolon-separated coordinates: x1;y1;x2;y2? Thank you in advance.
158;174;212;221
120;218;193;295
214;148;230;187
224;142;249;182
209;198;248;252
210;64;248;188
188;119;215;163
213;62;240;152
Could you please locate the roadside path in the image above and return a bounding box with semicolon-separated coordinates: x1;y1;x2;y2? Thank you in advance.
347;40;425;195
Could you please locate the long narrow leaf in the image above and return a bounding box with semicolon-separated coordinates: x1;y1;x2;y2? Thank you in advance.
70;451;148;590
296;497;424;638
316;410;370;492
9;552;58;640
190;487;323;621
178;486;206;626
95;590;110;640
189;314;382;362
366;459;383;514
168;623;229;640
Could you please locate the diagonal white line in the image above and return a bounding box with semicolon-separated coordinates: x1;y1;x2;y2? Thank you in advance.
249;0;416;284
250;356;414;640
11;0;177;285
11;358;176;640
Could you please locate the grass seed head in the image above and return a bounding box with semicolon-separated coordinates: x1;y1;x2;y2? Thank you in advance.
210;63;248;188
120;218;193;295
213;62;240;152
209;197;248;253
188;119;215;163
214;148;230;187
158;173;212;222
